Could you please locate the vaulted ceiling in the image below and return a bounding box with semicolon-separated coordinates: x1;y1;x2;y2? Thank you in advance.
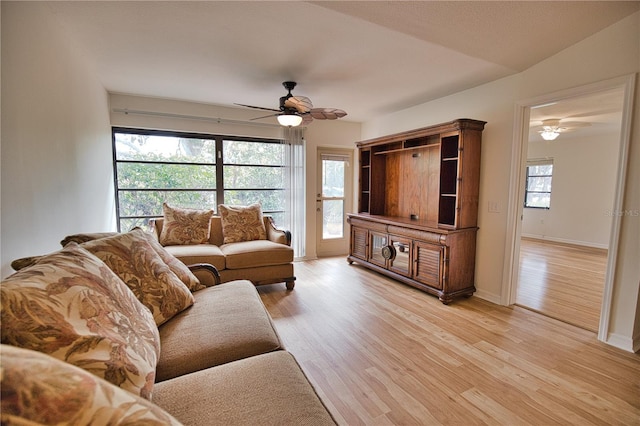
36;1;639;123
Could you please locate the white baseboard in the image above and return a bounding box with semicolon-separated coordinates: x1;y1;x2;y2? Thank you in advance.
295;256;317;262
521;234;608;250
473;289;502;305
603;332;639;353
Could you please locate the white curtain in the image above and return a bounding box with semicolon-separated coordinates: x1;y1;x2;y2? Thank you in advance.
282;126;306;258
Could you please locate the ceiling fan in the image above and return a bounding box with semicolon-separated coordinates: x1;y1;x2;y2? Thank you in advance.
532;118;591;140
235;81;347;127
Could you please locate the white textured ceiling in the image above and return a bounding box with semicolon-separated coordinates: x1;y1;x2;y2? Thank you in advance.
39;1;639;123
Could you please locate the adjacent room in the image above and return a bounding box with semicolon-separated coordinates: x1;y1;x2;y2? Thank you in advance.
2;1;639;424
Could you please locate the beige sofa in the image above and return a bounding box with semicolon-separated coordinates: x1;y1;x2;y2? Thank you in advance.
1;230;335;425
151;215;296;289
152;279;335;425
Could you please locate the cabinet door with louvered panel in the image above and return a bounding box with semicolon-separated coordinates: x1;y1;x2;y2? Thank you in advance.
413;241;445;289
351;226;368;260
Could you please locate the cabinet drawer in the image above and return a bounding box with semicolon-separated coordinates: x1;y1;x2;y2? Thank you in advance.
349;217;387;233
413;242;444;289
387;225;444;245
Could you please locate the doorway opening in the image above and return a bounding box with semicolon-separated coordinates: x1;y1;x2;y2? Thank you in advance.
502;75;635;342
516;88;625;331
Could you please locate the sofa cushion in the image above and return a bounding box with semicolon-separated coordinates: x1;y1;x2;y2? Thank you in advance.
153;351;336;426
0;345;182;425
160;203;214;246
163;244;226;270
221;240;294;269
155;280;282;382
218;203;267;244
0;243;160;399
81;228;195;326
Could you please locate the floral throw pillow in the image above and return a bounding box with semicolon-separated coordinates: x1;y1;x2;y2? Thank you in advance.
218;203;267;244
81;228;196;325
10;255;43;271
0;243;160;399
0;345;182;425
140;229;206;292
159;203;213;246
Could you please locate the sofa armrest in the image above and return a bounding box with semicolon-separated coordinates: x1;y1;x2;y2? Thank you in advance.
187;263;221;286
264;216;291;246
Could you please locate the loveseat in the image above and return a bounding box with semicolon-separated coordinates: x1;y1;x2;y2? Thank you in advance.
150;203;296;289
1;229;335;425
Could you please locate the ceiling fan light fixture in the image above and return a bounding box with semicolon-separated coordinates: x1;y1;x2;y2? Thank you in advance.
540;130;560;140
277;114;303;127
239;81;346;126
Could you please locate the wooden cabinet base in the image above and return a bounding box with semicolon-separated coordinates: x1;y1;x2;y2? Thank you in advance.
347;255;475;304
347;214;477;304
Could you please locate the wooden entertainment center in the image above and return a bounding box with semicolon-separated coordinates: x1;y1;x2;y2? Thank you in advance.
347;119;486;304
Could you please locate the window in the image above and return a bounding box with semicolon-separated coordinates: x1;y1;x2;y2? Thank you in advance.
222;140;286;224
113;128;286;231
524;160;553;209
320;153;349;240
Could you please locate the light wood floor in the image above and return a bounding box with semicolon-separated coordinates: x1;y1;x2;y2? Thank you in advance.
258;257;639;425
516;238;607;332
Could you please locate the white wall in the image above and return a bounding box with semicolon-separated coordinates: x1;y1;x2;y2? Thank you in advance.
1;2;113;278
362;12;640;351
110;93;285;140
109;93;362;260
303;120;361;259
522;132;620;248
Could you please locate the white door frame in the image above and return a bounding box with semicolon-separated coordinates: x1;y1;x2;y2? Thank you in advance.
501;74;636;343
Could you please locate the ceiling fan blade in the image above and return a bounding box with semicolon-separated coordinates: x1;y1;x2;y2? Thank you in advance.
558;121;591;128
250;113;280;121
301;114;314;125
234;103;280;112
534;118;592;129
285;96;313;113
310;108;347;120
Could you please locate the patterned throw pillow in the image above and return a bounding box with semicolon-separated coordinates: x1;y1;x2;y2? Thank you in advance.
1;243;160;399
58;228;204;292
81;228;196;326
0;345;182;425
10;255;43;271
159;203;213;246
140;229;205;292
218;203;267;244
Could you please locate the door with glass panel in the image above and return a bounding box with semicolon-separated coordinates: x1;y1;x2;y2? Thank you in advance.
316;148;353;257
